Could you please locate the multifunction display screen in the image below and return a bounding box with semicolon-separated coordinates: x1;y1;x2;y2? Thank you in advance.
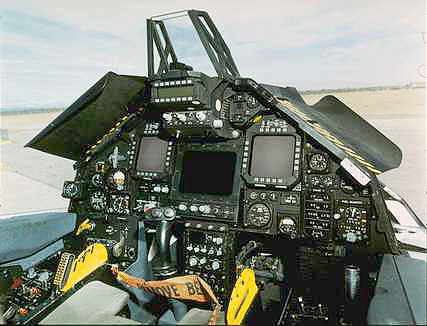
250;136;295;178
179;151;236;195
136;137;169;172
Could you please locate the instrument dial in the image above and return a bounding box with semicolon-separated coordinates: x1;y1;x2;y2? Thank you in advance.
91;174;104;187
344;207;361;219
110;194;130;215
309;153;328;172
89;191;107;211
108;170;126;191
279;217;297;238
246;95;259;109
247;203;271;227
63;182;80;198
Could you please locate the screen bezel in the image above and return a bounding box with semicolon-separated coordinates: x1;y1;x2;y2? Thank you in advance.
242;132;302;188
171;144;242;204
134;136;171;179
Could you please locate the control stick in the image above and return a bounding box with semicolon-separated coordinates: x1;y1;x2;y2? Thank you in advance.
152;220;177;278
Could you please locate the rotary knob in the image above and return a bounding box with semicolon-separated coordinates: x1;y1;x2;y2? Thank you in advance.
211;260;220;271
189;256;198;267
153;186;161;193
176;113;187;122
164;207;176;218
199;257;207;265
212;119;223;129
193;246;200;253
178;204;188;211
151;208;163;218
162;113;172;122
161;186;169;193
199;205;211;214
196;111;207;121
190;205;198;213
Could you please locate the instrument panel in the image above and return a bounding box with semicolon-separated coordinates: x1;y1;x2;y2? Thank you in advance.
57;73;375;309
61;76;374;244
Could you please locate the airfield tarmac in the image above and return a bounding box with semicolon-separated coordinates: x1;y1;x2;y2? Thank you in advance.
0;88;425;225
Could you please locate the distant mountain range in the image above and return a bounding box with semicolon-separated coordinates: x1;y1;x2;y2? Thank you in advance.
300;81;425;95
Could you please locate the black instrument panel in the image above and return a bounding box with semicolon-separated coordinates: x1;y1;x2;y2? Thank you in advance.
56;78;375;313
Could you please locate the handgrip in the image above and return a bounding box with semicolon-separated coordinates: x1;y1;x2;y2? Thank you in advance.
152;221;177;277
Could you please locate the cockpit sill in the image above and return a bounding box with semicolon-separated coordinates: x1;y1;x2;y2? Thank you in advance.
382;185;427;259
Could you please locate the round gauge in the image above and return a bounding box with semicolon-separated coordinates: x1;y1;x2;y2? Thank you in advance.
323;175;334;188
279;218;297;237
89;191;107;211
63;182;79;198
310;175;322;187
108;170;126;191
247;203;271;227
309;153;328;172
246;95;259;109
340;179;355;194
344;207;361;219
110;194;130;215
91;174;104;187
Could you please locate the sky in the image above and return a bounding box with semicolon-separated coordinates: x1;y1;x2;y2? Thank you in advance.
0;0;425;109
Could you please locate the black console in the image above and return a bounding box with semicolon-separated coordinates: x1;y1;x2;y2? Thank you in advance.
180;221;235;304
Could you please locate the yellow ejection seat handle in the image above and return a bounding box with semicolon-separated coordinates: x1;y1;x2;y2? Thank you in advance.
226;268;259;325
75;218;95;236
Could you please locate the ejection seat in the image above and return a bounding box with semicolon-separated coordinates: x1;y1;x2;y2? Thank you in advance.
40;279;225;325
41;267;257;325
40;281;142;325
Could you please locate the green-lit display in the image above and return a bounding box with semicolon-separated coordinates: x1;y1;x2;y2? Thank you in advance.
157;85;193;98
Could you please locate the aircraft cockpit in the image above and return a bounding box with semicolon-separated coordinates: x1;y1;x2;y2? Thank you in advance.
1;9;426;326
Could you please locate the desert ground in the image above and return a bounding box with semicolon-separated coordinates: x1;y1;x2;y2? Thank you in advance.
0;88;425;224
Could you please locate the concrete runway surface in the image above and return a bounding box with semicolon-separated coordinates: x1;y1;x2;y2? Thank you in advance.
1;89;425;225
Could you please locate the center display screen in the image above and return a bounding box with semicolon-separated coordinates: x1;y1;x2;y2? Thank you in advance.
250;136;295;178
179;151;236;195
136;137;169;172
